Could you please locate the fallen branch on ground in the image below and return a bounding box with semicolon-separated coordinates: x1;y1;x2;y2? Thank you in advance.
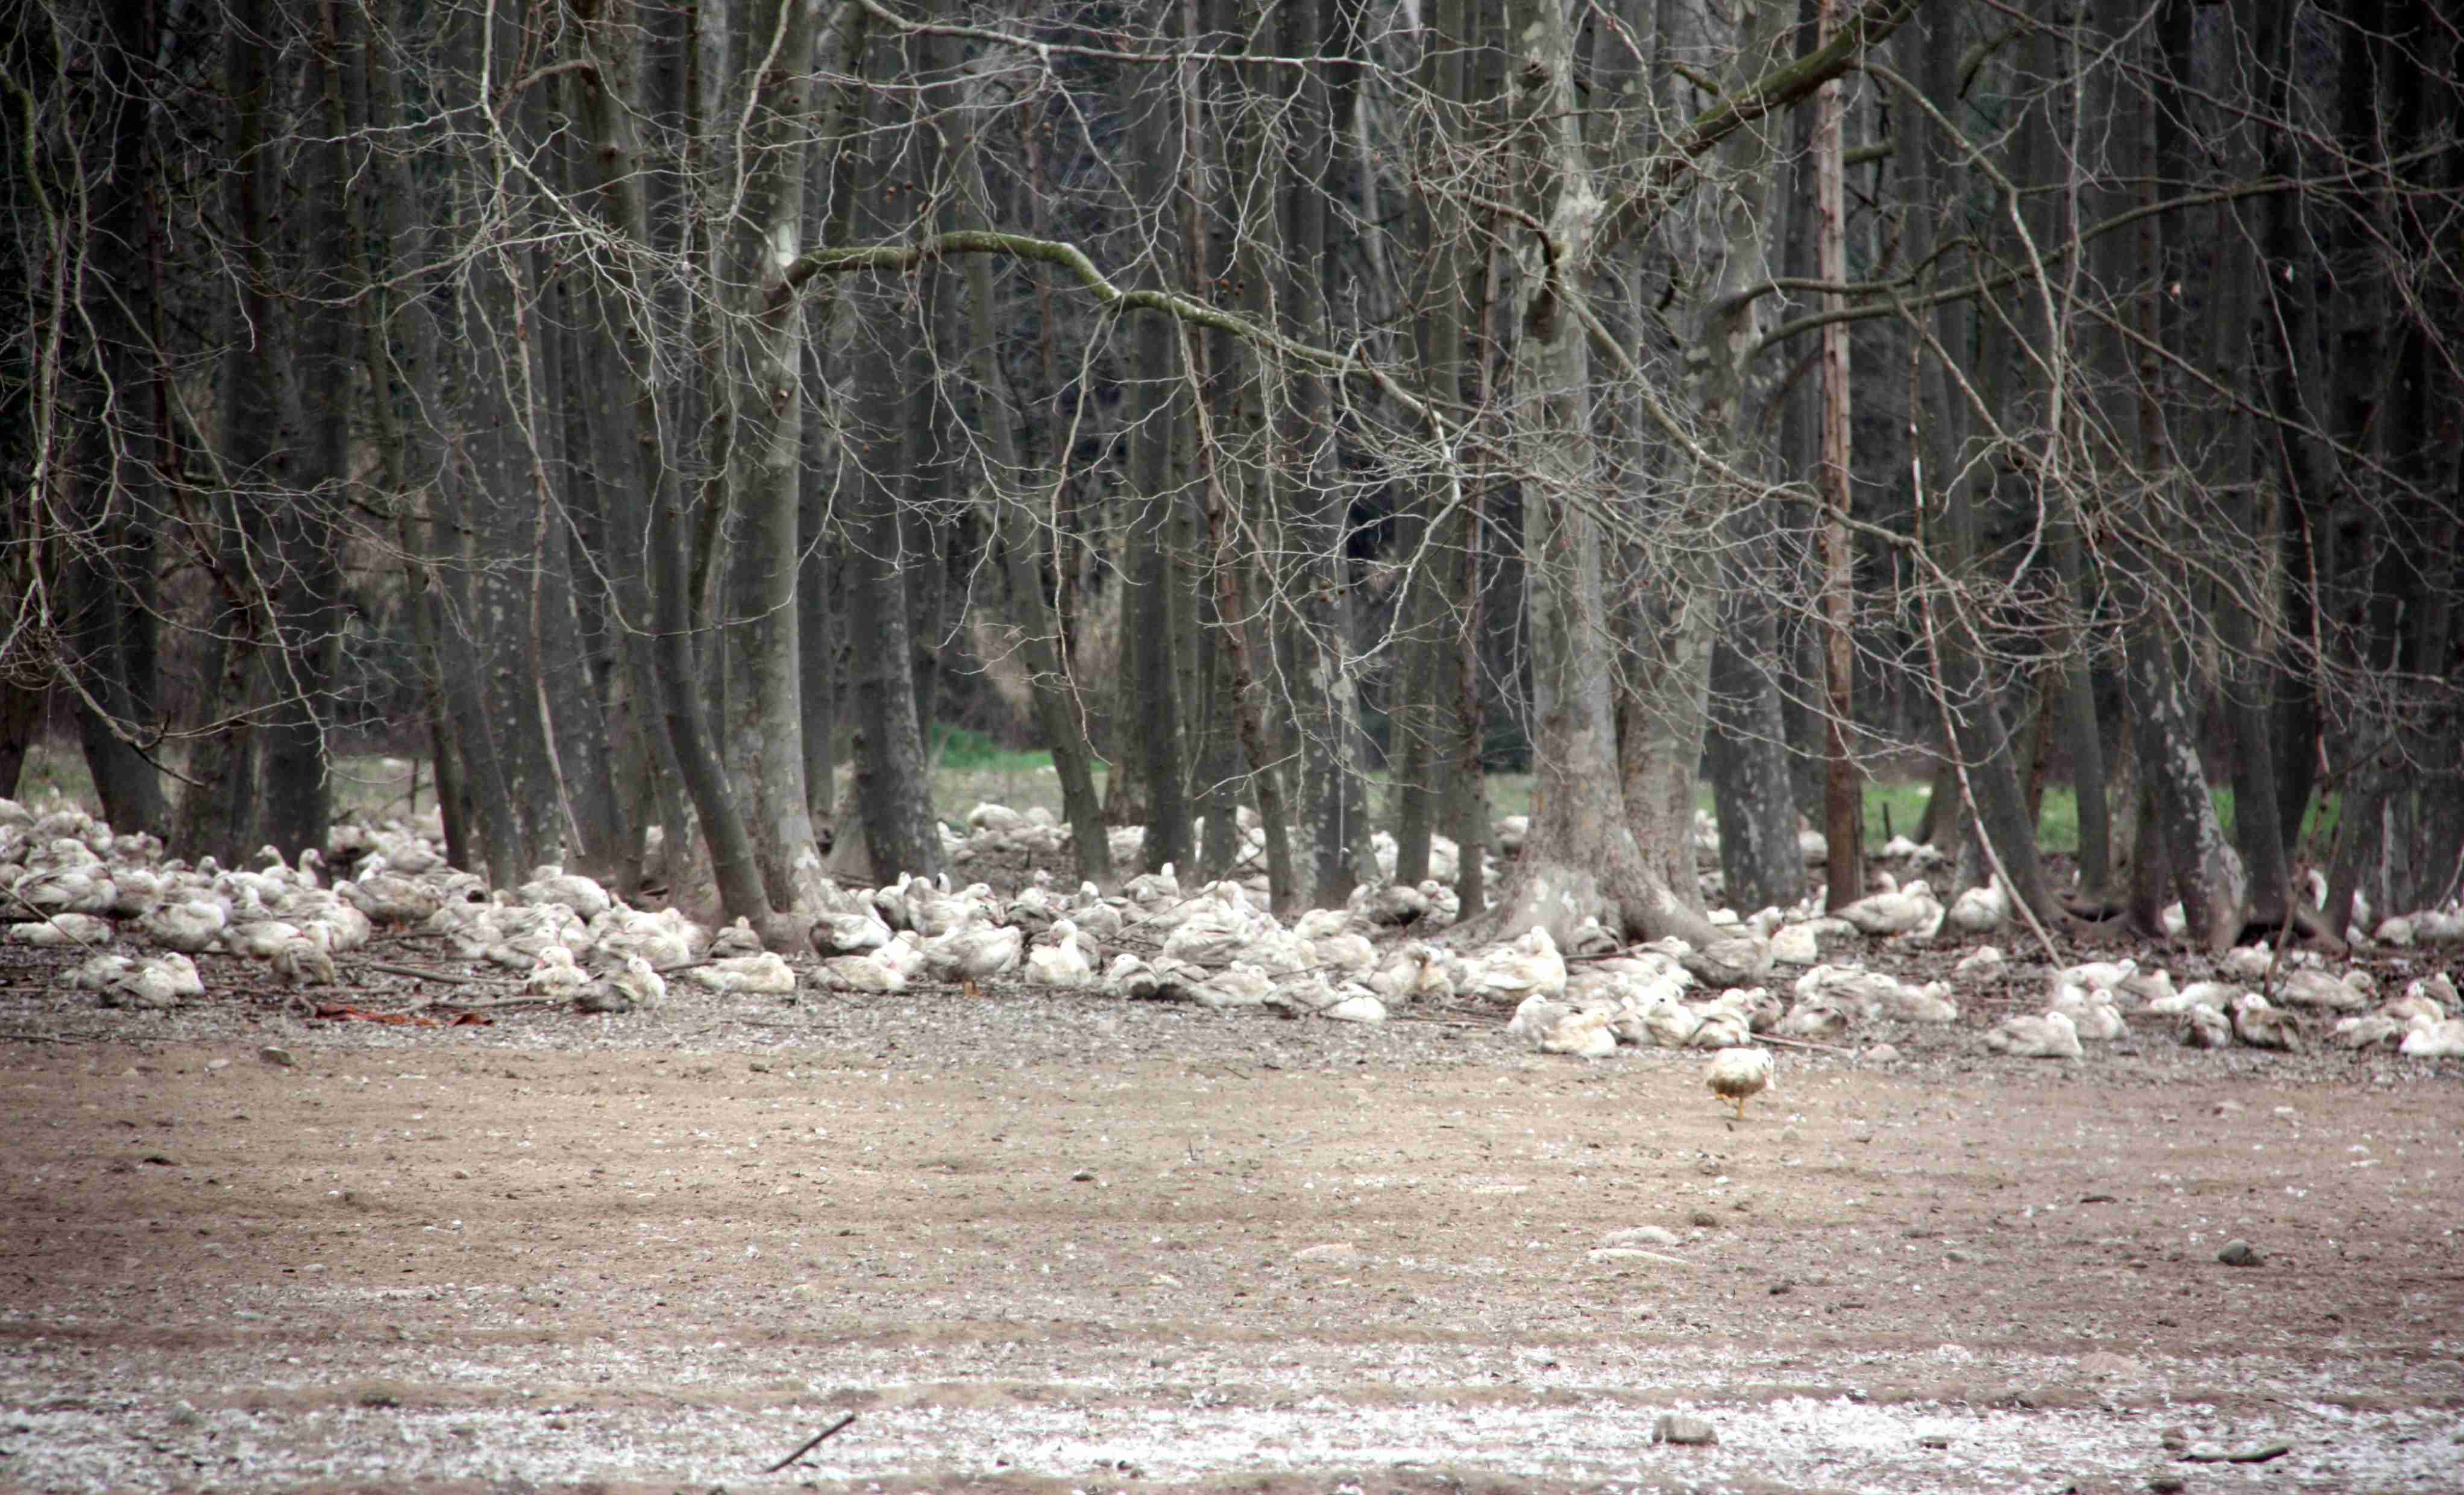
761;1412;857;1473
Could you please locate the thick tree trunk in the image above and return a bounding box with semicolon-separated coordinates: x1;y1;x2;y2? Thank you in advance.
1468;0;1738;952
175;0;288;865
837;49;949;890
562;0;785;929
256;0;356;861
2092;0;2243;952
65;0;169;838
1706;603;1806;914
718;0;824;911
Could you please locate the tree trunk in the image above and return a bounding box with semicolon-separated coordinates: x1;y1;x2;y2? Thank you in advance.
562;0;784;928
1706;588;1806;914
1891;5;2057;918
0;684;42;801
1467;0;1748;952
64;0;169;838
256;0;356;861
175;0;288;864
1812;0;1862;911
949;83;1114;889
838;45;949;890
718;0;825;910
2096;0;2243;951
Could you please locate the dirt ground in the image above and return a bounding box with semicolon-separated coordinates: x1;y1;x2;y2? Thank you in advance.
3;968;2462;1494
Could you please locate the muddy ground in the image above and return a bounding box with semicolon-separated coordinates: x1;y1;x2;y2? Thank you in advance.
2;963;2462;1494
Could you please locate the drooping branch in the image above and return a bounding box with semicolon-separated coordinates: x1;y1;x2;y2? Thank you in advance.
778;228;1463;441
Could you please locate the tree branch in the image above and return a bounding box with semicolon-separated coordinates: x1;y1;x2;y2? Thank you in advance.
1597;0;1926;254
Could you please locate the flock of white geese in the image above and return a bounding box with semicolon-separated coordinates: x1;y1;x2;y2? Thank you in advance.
6;796;2462;1094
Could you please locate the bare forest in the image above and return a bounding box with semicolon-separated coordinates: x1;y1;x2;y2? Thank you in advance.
5;0;2462;948
8;6;2464;1490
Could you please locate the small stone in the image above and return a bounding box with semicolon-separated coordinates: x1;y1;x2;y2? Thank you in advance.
259;1047;295;1068
1603;1226;1680;1248
1651;1414;1718;1446
1689;1209;1720;1229
1945;1248;1977;1263
2216;1239;2264;1267
2146;1476;2186;1494
749;1061;770;1073
1865;1043;1900;1063
1293;1242;1361;1264
1919;1434;1952;1450
204;1058;231;1072
1069;1168;1096;1183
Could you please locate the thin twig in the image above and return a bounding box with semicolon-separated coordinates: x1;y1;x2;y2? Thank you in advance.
761;1412;857;1473
1750;1032;1853;1054
359;961;488;985
2;889;106;956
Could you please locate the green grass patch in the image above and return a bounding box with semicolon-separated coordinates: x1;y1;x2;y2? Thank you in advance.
7;741;425;825
926;724;1048;773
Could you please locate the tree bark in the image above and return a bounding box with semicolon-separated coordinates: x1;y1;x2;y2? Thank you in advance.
1466;0;1755;951
949;78;1114;889
718;0;825;910
63;0;169;838
1813;0;1862;911
1888;7;2058;919
2093;0;2244;952
838;43;950;890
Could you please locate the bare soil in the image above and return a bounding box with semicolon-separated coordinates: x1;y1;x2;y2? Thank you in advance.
3;958;2462;1494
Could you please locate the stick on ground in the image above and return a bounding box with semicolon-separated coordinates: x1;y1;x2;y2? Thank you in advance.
761;1412;857;1473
